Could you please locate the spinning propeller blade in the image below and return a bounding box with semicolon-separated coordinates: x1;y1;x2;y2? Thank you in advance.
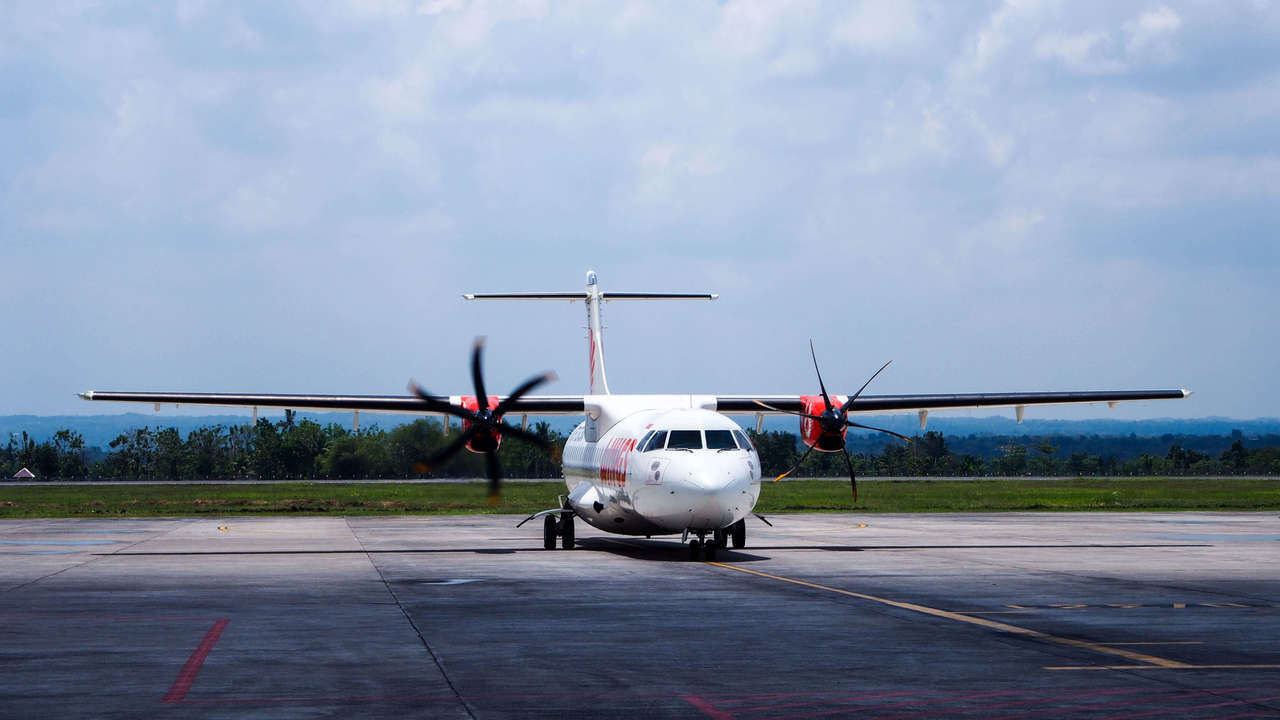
410;338;557;502
762;342;911;501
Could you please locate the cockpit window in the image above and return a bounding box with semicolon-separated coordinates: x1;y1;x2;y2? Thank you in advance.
667;430;703;450
705;430;737;450
641;430;667;452
732;430;753;451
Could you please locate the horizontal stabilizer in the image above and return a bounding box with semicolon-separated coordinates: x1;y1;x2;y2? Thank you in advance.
464;291;717;301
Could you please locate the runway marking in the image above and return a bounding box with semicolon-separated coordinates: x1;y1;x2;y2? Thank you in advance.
956;610;1032;615
1045;665;1280;671
683;687;1254;720
756;522;869;536
681;694;734;720
977;602;1270;612
1102;642;1203;646
706;563;1192;668
163;619;229;703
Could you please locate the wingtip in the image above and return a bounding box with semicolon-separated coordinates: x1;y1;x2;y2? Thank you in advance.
462;293;476;300
1181;388;1193;398
78;391;93;401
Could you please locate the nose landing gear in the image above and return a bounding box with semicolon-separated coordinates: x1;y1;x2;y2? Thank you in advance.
686;529;723;561
687;535;718;561
687;518;749;560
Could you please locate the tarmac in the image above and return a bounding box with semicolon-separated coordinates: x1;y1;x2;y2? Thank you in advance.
1;512;1278;719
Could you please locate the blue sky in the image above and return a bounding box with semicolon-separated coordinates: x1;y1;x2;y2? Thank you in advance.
2;1;1277;419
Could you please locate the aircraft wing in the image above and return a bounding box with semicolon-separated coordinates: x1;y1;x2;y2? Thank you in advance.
714;389;1191;415
78;391;587;415
79;388;1189;420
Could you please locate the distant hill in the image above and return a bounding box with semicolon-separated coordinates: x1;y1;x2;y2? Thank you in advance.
4;412;1280;449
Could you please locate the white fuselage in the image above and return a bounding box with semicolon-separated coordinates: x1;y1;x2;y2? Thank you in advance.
561;405;762;535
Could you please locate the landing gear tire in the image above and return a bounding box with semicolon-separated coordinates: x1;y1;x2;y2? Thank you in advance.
731;519;746;549
543;514;557;550
704;541;718;562
688;538;703;561
561;515;575;550
713;528;727;549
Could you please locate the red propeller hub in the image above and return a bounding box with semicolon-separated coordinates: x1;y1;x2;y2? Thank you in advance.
799;394;848;452
460;395;502;453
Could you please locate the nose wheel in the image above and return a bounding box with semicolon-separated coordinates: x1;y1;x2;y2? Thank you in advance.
686;532;719;561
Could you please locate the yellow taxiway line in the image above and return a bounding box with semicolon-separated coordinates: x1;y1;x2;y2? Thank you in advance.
706;562;1192;668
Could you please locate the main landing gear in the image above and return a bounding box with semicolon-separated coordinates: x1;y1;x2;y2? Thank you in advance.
542;512;575;550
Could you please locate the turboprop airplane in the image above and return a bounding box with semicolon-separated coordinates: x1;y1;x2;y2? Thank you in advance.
81;270;1190;560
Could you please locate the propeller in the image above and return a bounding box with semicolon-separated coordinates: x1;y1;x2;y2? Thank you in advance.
408;337;557;504
755;341;911;502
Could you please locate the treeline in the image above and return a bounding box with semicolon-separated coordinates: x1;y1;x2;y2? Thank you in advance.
1;415;562;480
3;419;1278;480
761;431;1280;477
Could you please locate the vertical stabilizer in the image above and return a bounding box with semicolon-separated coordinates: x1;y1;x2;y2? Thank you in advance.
585;270;610;395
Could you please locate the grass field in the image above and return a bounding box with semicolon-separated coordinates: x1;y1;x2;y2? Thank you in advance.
1;477;1277;518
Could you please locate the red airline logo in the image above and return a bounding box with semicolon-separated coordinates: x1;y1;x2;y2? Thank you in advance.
599;436;636;486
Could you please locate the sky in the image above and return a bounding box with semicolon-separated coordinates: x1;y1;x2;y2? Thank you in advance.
2;0;1277;420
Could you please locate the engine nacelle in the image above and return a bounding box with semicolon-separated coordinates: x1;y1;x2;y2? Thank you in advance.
799;394;848;452
460;395;502;453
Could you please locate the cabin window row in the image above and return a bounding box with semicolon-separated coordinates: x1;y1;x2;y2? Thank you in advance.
636;428;754;452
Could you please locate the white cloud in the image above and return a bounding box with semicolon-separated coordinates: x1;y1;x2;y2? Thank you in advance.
766;49;821;78
831;0;925;56
711;0;816;58
1035;30;1126;74
1;1;1277;416
640;143;675;170
1124;5;1182;57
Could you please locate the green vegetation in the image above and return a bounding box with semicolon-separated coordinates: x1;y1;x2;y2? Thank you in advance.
759;477;1280;513
4;417;1279;481
0;477;1276;518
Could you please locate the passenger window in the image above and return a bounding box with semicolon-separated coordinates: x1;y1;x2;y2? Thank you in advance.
643;431;668;452
732;430;754;451
705;430;737;450
667;430;702;450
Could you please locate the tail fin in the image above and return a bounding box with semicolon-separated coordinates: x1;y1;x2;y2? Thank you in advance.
585;271;608;394
464;270;717;395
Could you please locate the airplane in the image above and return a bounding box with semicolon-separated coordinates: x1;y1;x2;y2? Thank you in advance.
80;270;1190;560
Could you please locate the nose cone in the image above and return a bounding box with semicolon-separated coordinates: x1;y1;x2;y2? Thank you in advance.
634;454;757;532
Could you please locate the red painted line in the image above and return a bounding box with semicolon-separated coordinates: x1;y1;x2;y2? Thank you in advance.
163;619;228;703
1095;695;1280;720
682;694;736;720
975;689;1264;720
761;690;1026;720
0;614;218;622
734;690;932;713
180;694;462;705
867;690;1208;720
